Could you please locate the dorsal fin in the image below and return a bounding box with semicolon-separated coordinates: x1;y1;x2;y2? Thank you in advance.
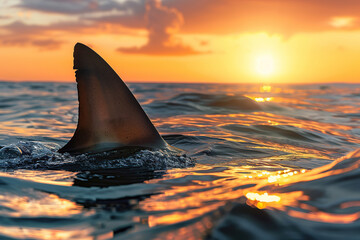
59;43;167;154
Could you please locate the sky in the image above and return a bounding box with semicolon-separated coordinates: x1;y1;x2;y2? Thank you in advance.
1;0;360;84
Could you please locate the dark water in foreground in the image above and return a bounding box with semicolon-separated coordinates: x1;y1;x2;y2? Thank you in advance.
0;81;359;239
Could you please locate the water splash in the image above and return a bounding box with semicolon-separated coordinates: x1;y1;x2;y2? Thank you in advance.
0;141;195;170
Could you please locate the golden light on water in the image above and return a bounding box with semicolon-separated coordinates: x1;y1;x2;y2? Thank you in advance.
267;169;305;183
0;170;76;186
0;226;93;240
288;210;360;224
0;81;359;238
0;153;357;239
0;194;85;217
139;166;314;228
245;192;281;203
261;85;272;92
147;202;223;227
246;85;273;103
254;97;273;102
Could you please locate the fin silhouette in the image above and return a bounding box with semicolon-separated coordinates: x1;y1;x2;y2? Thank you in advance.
59;43;167;154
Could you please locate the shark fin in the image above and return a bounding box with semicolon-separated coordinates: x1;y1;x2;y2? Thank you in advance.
59;43;167;154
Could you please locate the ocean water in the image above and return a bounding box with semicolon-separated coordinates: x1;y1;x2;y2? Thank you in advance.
0;81;359;239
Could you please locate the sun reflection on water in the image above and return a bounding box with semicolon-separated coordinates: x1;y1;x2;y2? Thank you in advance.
261;85;272;92
139;165;306;228
0;226;93;240
288;210;360;224
0;155;359;238
0;170;76;186
254;97;273;102
0;192;95;239
245;192;280;203
0;82;360;238
0;193;86;217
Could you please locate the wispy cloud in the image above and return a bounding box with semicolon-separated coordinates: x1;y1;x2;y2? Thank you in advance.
0;21;65;49
4;0;201;54
117;0;200;56
17;0;132;14
164;0;360;34
3;0;360;51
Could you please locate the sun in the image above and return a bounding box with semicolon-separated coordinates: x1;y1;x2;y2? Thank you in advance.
255;54;275;77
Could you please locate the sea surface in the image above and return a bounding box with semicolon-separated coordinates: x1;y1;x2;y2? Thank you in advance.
0;81;359;239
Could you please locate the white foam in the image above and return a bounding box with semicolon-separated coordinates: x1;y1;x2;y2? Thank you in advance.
0;141;195;170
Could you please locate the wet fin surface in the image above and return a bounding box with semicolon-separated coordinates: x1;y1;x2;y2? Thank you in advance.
59;43;166;154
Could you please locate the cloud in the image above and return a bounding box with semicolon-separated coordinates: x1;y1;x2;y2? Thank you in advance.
16;0;202;55
5;0;360;52
0;21;65;49
118;0;200;56
81;1;146;30
3;37;64;50
10;0;149;49
17;0;147;30
14;0;360;36
163;0;360;35
18;0;131;14
329;17;358;28
0;17;138;50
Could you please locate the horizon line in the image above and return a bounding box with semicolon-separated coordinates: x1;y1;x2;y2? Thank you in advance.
0;79;359;85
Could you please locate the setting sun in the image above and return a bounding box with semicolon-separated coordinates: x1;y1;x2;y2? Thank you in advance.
255;54;276;77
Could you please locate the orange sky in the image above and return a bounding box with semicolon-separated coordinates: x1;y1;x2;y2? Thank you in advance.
1;0;360;84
